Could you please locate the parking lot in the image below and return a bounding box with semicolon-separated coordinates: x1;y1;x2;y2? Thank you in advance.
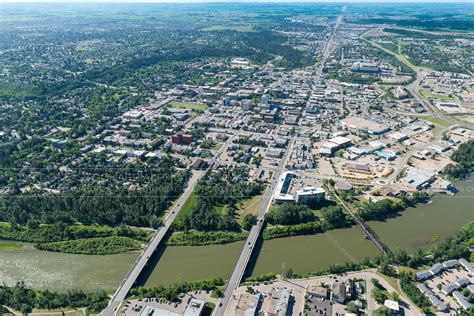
424;267;473;311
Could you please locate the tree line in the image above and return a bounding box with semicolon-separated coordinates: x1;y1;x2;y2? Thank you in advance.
356;192;429;221
0;282;108;313
444;139;474;180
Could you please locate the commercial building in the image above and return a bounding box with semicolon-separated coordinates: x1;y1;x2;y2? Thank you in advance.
260;288;291;316
233;293;262;316
328;136;352;149
172;134;194;145
351;61;380;73
183;298;205;316
266;149;284;159
330;282;346;304
140;305;181;316
344;163;372;175
388;132;408;142
274;171;296;203
296;187;325;204
340;117;390;135
261;109;278;123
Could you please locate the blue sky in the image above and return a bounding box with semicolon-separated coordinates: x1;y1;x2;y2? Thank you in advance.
0;0;470;2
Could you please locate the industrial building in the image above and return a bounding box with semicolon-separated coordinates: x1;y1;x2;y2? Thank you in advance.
401;167;435;190
340;117;390;135
350;61;380;73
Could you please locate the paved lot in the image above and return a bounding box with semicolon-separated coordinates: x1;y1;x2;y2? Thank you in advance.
424;267;473;312
225;269;421;315
121;292;216;316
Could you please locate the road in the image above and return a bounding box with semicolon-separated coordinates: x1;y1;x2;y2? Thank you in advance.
363;35;472;130
315;15;342;84
225;269;422;315
215;137;296;316
216;15;342;316
101;136;235;316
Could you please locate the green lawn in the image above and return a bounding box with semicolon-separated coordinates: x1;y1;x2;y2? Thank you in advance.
237;194;263;224
420;115;451;127
177;190;199;220
169;101;208;112
0;241;23;251
419;88;456;103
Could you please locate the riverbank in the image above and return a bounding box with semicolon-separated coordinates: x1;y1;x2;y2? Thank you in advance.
369;176;474;250
0;241;22;251
0;223;151;255
34;236;143;255
0;282;109;314
166;230;248;246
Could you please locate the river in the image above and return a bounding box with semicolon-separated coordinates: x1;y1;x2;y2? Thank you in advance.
369;177;474;250
0;240;138;292
1;179;472;290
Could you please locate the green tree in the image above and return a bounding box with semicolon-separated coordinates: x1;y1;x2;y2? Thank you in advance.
242;214;256;231
346;301;359;313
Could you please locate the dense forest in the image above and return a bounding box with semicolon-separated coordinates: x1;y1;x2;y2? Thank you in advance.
263;203;352;239
0;158;188;227
443;139;474;180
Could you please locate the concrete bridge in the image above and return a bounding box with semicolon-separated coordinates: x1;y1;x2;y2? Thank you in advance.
101;137;234;316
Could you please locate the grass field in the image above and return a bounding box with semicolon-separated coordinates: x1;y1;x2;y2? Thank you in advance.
237;194;263;224
420;115;451;127
176;189;199;220
419;88;456;103
169;101;208;112
202;25;253;32
30;310;85;316
0;241;22;251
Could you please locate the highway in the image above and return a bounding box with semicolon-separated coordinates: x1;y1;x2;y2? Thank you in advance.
101;136;235;316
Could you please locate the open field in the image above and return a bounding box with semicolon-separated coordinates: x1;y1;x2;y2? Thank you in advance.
419;88;456;103
237;194;263;224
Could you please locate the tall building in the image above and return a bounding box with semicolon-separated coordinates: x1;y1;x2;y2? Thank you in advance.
222;97;231;106
171;133;194;145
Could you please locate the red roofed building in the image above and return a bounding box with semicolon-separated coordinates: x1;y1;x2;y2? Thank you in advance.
171;133;194;145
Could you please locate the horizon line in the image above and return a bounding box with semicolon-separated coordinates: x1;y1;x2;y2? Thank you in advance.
2;0;473;3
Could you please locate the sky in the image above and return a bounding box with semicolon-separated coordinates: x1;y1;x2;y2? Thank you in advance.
0;0;470;2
